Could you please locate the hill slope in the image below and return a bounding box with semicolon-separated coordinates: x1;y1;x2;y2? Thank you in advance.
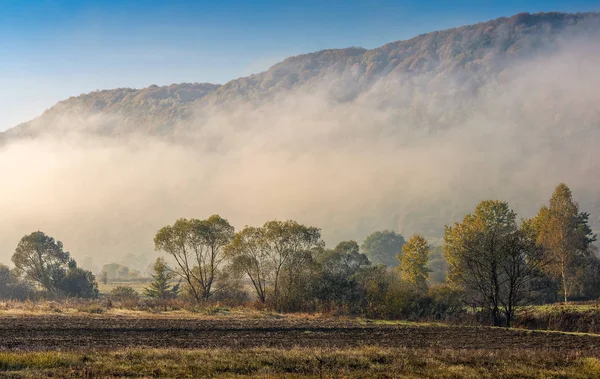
3;11;599;138
1;12;600;263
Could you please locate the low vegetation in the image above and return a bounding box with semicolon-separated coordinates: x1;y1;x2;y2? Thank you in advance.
515;302;600;333
1;347;600;378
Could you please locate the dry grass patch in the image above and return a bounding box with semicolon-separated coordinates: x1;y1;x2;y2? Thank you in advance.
1;347;599;378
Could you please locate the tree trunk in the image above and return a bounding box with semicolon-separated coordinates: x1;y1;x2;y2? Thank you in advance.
492;306;501;327
505;309;512;328
562;270;568;303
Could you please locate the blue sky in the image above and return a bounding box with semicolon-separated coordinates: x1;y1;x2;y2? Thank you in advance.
1;0;599;130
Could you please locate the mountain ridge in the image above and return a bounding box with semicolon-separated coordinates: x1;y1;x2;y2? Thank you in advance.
2;11;599;139
1;11;600;261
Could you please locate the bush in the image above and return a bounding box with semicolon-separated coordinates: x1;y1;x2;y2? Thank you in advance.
61;267;99;299
356;265;413;319
210;285;249;306
427;284;465;320
110;286;139;302
352;265;468;321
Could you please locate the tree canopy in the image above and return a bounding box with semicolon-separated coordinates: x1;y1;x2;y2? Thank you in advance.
11;231;97;298
226;220;323;308
531;183;597;302
154;215;234;302
12;231;71;294
361;230;405;267
444;200;543;327
313;240;370;310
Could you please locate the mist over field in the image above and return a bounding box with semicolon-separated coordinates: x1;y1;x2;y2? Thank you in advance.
1;20;600;268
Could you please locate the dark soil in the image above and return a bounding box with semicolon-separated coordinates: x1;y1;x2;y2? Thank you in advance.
1;315;599;352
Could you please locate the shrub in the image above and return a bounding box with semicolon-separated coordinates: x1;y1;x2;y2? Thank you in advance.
76;303;105;314
62;266;99;299
110;286;139;302
427;284;465;320
515;305;600;333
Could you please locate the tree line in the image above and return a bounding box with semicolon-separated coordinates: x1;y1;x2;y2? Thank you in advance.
1;183;598;327
444;184;598;326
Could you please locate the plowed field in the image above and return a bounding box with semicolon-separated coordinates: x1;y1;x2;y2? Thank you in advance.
1;314;599;352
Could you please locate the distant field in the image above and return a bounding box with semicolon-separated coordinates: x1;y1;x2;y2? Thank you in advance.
97;280;150;295
0;313;599;377
524;302;600;313
514;302;600;334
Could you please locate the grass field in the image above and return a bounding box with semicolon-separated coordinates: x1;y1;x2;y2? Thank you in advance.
2;347;600;378
514;302;600;334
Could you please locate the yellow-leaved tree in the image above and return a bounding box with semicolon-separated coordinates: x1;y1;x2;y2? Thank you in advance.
398;234;430;292
444;200;543;327
531;184;596;303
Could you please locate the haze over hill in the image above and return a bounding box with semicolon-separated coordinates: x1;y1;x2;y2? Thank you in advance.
1;12;600;268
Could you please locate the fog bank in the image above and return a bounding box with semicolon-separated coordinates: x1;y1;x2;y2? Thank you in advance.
1;40;599;269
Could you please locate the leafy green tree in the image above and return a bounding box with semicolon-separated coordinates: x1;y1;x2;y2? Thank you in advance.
399;234;430;291
117;266;129;278
99;271;108;285
361;230;405;267
256;220;323;309
444;201;544;327
0;264;34;300
319;241;370;277
193;214;235;299
313;241;370;311
101;263;139;281
226;226;270;303
226;220;323;308
62;261;99;298
144;257;179;299
0;265;13;297
154;215;234;302
578;255;600;300
531;184;596;302
101;263;121;281
11;231;71;294
354;264;411;319
11;232;98;299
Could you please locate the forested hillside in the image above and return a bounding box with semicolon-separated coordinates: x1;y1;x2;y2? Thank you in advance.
3;12;598;138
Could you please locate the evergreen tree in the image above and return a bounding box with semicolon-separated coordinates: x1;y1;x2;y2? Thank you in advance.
144;258;179;299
